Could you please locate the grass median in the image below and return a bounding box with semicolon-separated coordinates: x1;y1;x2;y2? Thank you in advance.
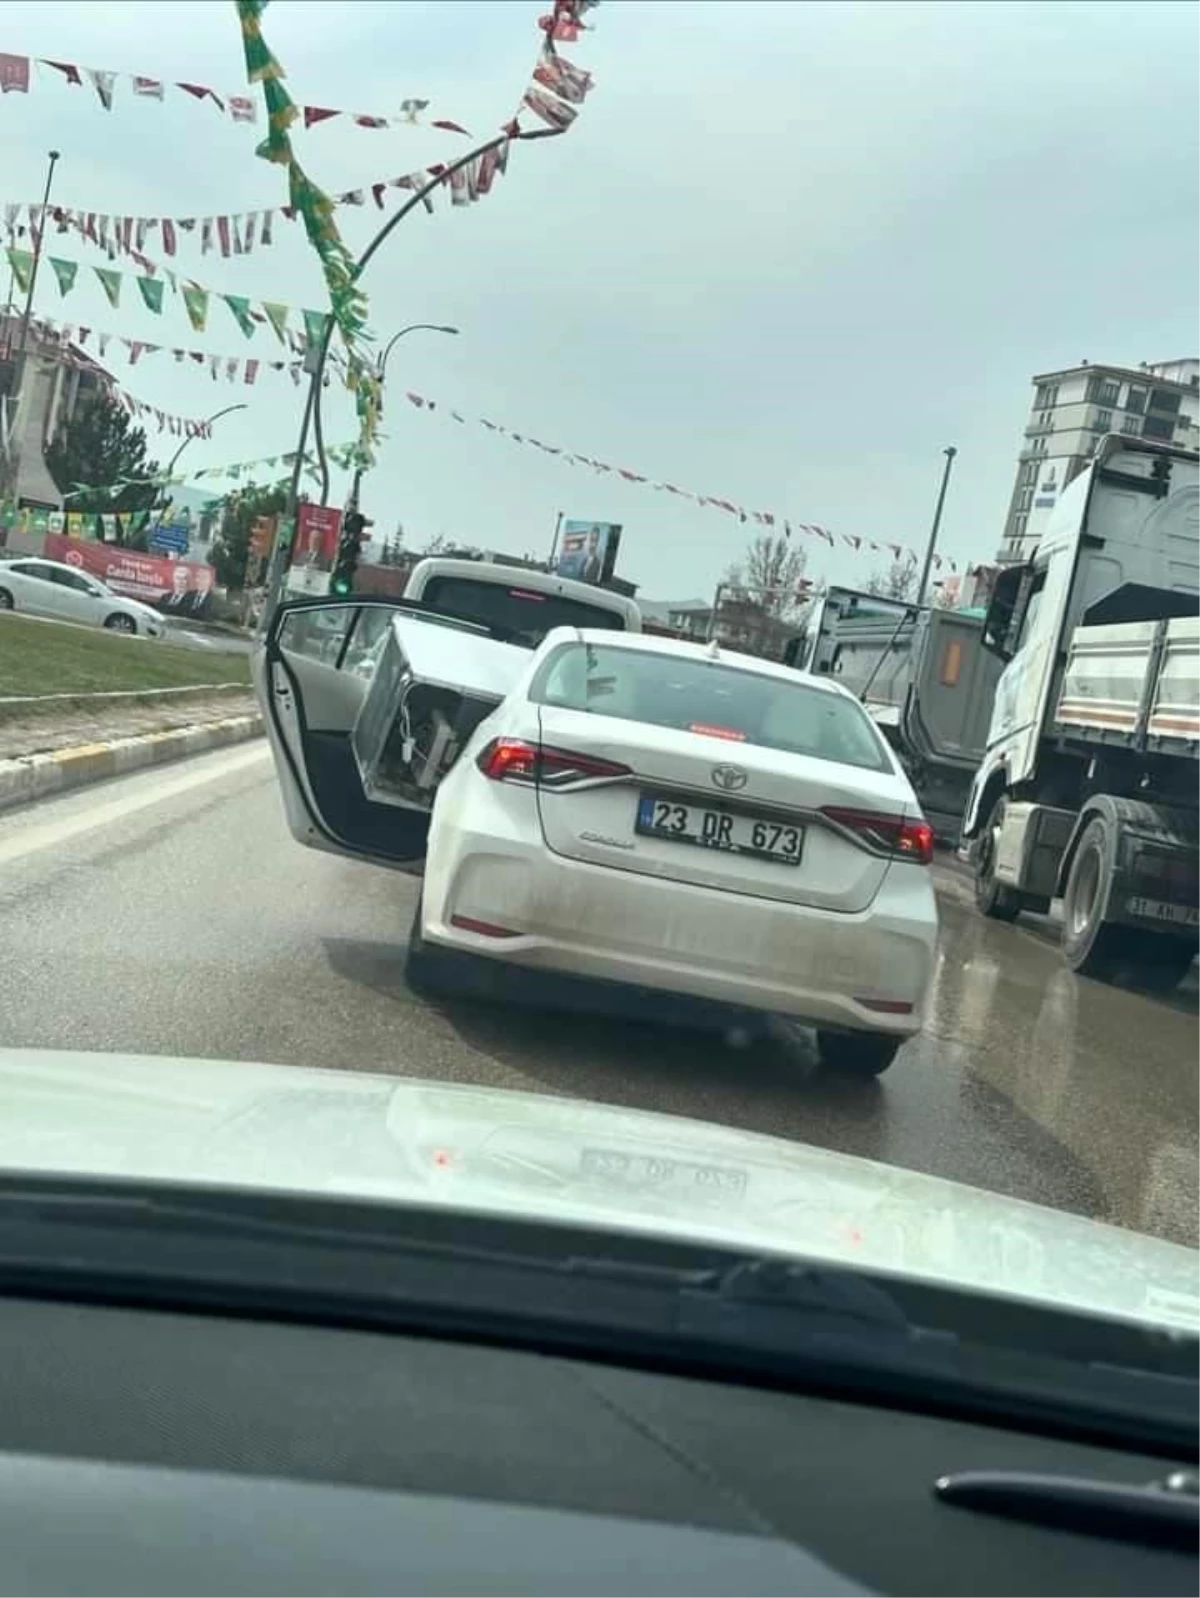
0;613;251;713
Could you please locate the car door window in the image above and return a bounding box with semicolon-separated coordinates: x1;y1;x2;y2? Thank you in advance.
279;606;357;665
53;570;93;594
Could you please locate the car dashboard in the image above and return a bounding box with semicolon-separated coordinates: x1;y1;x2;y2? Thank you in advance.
0;1294;1192;1596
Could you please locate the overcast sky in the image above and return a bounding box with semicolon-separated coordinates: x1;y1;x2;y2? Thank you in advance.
3;0;1197;599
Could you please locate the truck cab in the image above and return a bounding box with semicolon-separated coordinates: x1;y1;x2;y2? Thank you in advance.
964;437;1198;987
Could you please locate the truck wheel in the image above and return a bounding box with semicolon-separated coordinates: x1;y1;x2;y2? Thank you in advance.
817;1030;902;1078
1061;816;1130;980
973;796;1022;922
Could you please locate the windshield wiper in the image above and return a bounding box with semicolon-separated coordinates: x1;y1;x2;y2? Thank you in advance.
935;1468;1199;1551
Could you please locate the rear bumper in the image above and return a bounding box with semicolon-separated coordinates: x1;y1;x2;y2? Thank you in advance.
422;826;938;1036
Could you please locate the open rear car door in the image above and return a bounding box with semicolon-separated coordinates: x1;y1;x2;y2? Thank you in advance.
255;597;528;873
256;598;440;872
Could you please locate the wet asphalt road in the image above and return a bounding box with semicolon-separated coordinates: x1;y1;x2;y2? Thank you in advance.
0;743;1195;1247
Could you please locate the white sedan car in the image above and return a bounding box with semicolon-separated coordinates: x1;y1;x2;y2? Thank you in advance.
0;557;165;637
258;604;939;1077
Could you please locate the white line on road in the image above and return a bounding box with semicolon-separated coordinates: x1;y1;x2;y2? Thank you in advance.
0;743;270;867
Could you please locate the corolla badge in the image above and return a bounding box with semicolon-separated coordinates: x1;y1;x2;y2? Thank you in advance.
711;765;748;792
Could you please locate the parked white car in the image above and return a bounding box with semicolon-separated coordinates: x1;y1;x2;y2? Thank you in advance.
257;602;940;1078
0;557;165;637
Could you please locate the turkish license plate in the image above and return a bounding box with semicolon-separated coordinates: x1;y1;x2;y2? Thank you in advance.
636;794;803;865
1125;895;1200;929
581;1147;748;1201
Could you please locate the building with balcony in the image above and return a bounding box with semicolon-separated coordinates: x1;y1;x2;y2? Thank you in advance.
997;357;1199;565
0;313;112;510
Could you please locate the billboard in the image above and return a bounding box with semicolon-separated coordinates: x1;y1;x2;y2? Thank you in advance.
553;520;622;586
45;533;214;616
294;503;342;566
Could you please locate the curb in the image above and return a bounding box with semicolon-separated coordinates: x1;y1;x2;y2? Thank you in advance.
0;713;264;816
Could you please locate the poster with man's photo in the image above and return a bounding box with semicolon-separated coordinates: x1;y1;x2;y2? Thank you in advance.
554;520;622;586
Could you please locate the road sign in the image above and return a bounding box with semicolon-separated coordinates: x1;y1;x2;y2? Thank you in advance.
149;523;189;554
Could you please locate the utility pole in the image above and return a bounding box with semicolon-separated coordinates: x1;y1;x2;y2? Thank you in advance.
547;510;564;569
915;445;958;608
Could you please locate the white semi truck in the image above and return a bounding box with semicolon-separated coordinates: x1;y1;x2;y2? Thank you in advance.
962;436;1198;990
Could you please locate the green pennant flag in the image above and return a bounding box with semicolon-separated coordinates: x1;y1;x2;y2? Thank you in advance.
136;276;164;314
223;293;257;338
94;267;122;309
6;248;34;295
302;307;330;349
48;257;77;296
261;300;289;343
182;284;209;332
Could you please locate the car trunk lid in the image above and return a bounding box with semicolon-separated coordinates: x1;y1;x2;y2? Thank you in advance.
532;705;913;913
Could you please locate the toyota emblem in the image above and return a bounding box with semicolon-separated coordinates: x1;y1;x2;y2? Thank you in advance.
711;765;748;792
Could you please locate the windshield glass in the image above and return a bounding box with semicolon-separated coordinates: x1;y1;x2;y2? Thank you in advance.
0;0;1195;1400
533;642;892;771
417;576;628;646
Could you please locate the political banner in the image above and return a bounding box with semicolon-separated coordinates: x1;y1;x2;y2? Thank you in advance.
554;519;621;585
295;503;343;566
45;533;215;615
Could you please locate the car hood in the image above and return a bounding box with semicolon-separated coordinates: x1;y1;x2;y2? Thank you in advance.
1;1047;1195;1334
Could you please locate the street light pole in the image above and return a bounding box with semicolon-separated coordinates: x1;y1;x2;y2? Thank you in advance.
11;150;60;385
915;445;958;607
345;322;458;513
152;402;249;533
259;125;563;632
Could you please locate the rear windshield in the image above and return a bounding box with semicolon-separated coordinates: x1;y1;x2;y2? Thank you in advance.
419;576;628;648
531;642;892;772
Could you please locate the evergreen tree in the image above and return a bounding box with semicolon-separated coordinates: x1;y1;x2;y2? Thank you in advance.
45;390;161;539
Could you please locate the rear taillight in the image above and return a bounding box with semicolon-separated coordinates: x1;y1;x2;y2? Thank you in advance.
477;739;632;789
820;806;935;865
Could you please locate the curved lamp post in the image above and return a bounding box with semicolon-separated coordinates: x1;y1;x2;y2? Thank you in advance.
343;323;459;513
259;125;564;628
152;402;249;533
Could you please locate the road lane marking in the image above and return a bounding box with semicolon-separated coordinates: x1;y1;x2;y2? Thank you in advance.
0;743;270;866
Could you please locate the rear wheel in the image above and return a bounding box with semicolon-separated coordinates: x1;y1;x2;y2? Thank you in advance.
817;1030;902;1078
973;795;1022;922
104;612;136;634
1061;816;1128;980
0;588;12;610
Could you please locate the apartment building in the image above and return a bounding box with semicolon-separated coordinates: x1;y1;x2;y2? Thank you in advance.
998;356;1199;564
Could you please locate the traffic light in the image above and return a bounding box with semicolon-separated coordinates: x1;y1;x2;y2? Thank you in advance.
330;510;368;596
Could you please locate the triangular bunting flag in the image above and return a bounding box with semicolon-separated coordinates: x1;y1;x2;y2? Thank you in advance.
136;275;164;313
49;257;77;295
302;308;330;348
182;284;209;332
223;293;257;337
94;266;122;307
5;247;34;294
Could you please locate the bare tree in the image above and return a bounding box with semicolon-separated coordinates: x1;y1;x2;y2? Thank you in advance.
723;533;809;620
865;555;919;602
